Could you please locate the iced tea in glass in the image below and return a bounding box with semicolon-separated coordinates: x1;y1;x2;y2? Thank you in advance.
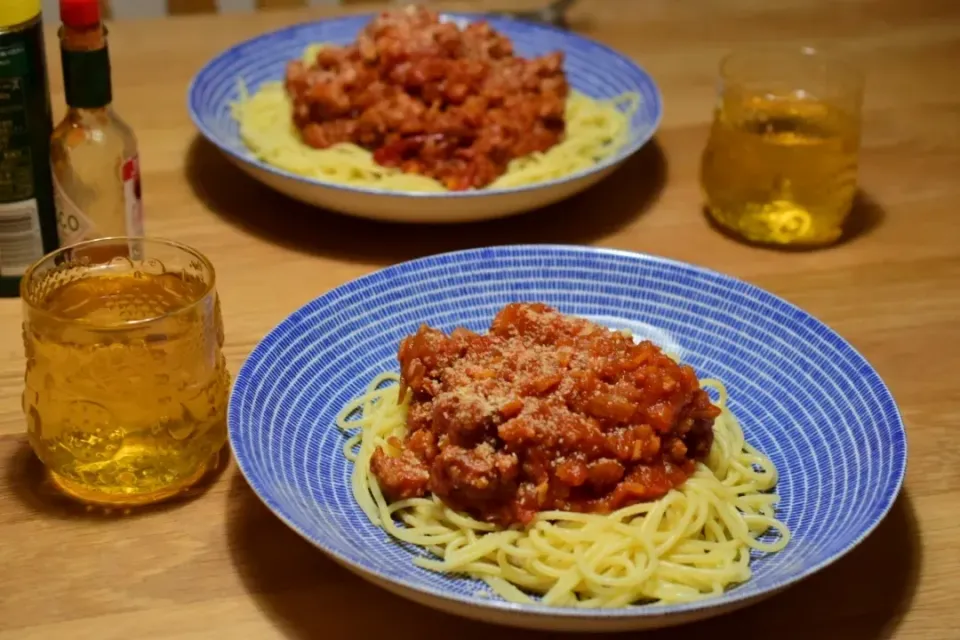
21;237;229;506
701;47;864;246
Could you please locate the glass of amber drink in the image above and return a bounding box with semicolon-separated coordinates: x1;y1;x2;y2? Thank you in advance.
21;238;229;506
701;47;864;246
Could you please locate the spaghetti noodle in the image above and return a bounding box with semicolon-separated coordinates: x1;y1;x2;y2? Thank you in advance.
337;361;790;608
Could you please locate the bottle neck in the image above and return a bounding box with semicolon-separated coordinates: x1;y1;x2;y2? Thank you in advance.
60;24;112;110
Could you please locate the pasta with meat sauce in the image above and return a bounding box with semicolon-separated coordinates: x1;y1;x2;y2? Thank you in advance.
338;303;790;607
232;6;638;192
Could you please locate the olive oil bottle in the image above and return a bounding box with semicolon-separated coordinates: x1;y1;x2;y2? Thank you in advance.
0;0;59;297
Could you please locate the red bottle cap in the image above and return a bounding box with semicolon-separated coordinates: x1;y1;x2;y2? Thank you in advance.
60;0;101;28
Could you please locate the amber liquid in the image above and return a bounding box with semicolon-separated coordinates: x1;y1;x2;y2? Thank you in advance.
23;271;229;505
701;94;860;246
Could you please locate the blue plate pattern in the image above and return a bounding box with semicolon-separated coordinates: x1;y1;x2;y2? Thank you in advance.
228;245;907;624
188;13;663;199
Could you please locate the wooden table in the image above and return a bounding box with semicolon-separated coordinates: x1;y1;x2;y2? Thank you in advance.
1;1;957;638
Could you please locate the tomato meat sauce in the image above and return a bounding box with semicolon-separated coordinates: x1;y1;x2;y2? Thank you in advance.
284;6;568;190
371;303;720;526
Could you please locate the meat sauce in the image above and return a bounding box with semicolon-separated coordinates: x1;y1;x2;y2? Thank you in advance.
284;6;568;190
370;303;720;527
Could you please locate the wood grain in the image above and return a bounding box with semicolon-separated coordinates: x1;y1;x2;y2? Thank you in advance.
166;0;219;15
1;1;958;638
256;0;308;10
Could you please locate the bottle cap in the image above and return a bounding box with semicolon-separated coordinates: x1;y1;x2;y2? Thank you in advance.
0;0;41;29
60;0;101;28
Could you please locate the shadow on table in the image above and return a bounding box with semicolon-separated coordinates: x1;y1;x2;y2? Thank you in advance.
703;189;886;251
226;471;919;640
1;434;230;520
184;135;667;266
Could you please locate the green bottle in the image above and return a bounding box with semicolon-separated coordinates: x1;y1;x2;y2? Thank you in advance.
0;0;59;297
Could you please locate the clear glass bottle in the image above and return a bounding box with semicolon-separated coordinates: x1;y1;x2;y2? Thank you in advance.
50;0;143;254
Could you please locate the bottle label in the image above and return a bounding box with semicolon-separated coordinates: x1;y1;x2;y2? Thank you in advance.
0;200;45;276
122;154;144;236
53;170;97;247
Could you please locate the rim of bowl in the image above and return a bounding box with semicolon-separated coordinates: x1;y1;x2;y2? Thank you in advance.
227;244;908;620
187;13;663;203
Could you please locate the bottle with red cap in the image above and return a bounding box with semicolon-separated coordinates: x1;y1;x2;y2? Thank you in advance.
50;0;144;255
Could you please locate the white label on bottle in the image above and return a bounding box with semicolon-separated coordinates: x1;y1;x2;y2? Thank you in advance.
0;199;45;276
122;154;144;236
53;171;97;247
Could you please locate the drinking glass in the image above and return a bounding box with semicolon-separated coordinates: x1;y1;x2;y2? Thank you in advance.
701;47;865;246
21;237;230;506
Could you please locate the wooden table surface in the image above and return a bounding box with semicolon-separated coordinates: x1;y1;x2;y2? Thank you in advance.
1;1;958;638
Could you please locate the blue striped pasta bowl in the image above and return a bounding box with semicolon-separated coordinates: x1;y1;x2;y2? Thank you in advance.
228;245;907;632
187;11;662;223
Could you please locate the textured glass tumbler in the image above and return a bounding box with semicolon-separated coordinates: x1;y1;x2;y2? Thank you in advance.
21;237;230;506
701;47;864;246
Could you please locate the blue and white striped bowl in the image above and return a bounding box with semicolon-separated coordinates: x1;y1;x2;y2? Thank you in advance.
188;14;662;223
228;245;907;632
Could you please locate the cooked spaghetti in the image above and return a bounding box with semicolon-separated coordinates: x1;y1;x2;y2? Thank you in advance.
231;6;638;192
337;304;790;607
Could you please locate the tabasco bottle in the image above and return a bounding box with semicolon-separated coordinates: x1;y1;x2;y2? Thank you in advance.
0;0;59;297
50;0;143;251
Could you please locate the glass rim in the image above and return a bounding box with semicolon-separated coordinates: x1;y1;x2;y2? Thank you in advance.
719;45;865;87
20;236;218;330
